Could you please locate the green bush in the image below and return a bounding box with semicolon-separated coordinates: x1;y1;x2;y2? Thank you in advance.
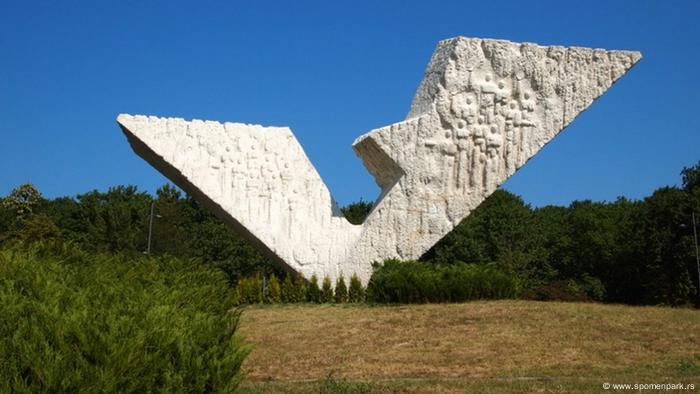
321;276;334;303
307;274;321;303
366;259;517;303
335;276;348;303
0;243;248;393
348;273;365;303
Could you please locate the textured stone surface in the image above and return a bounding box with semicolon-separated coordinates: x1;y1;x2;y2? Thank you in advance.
118;37;641;284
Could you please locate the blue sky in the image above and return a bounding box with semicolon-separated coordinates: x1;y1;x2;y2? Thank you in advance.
1;0;698;207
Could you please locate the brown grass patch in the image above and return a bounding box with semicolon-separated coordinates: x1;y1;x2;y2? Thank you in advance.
238;300;700;392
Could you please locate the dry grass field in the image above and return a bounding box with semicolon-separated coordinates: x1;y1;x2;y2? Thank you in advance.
238;301;700;393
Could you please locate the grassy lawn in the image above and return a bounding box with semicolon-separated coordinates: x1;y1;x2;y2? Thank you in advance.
238;300;700;393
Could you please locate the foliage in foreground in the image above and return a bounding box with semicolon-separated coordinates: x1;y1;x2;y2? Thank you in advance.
0;243;248;393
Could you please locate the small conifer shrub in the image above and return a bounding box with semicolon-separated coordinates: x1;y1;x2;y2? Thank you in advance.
321;276;334;303
281;274;294;303
294;274;307;302
335;276;348;303
266;273;281;303
348;273;365;303
236;273;263;304
307;274;321;303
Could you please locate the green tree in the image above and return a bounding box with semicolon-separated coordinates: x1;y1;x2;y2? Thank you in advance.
1;185;61;245
529;205;569;287
2;183;45;222
16;214;62;243
594;198;646;304
425;190;536;264
334;276;348;303
681;160;700;191
149;184;189;256
424;190;543;292
0;197;10;242
563;201;617;280
341;199;373;225
639;187;696;305
75;186;151;253
44;197;82;242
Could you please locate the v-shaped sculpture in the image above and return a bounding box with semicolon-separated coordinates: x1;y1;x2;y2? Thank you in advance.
118;37;641;284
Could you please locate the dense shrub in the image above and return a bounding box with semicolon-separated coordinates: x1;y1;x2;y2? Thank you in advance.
366;259;517;304
0;243;248;393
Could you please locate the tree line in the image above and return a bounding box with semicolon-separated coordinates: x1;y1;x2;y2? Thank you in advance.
422;161;700;306
1;160;699;306
0;183;282;284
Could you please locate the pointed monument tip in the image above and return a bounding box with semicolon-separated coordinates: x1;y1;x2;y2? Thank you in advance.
116;113;134;127
611;49;642;66
116;114;154;132
116;114;150;137
631;51;643;64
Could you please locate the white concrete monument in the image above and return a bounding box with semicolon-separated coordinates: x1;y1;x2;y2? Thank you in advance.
118;37;641;284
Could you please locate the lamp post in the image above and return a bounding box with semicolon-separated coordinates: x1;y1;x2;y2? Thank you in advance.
693;212;700;301
145;202;162;255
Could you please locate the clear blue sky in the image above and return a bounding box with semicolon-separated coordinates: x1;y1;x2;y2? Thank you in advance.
1;1;698;207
